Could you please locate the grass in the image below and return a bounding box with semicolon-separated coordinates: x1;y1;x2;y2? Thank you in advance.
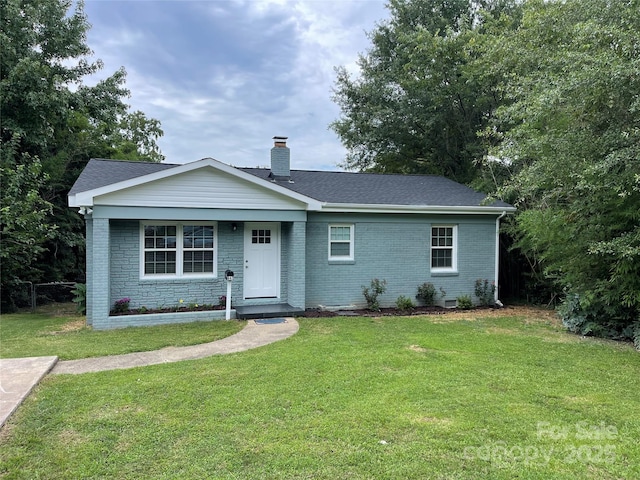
0;304;244;360
1;307;639;479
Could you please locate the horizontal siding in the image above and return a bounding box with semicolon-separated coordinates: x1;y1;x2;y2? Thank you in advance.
96;168;305;210
92;205;307;222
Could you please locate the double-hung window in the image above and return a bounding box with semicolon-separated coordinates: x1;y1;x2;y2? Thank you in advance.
328;224;354;261
141;222;216;278
431;225;457;273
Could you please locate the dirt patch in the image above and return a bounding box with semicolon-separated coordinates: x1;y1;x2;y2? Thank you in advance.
304;306;452;318
58;428;88;446
303;305;557;323
58;319;85;332
408;344;429;353
415;416;453;426
43;319;86;335
485;326;523;336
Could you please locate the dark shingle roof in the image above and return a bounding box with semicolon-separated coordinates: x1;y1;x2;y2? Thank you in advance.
68;159;178;195
241;168;510;207
70;159;512;209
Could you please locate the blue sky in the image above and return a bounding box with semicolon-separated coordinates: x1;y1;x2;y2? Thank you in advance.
83;0;389;170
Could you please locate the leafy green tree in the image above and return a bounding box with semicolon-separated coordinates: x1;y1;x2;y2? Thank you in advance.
487;0;640;340
111;111;164;163
0;151;54;291
0;0;163;310
331;0;521;183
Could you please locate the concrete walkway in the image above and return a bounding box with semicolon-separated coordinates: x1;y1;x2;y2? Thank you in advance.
0;356;58;429
0;318;298;428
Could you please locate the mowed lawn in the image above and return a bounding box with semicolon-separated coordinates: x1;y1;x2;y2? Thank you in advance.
0;304;244;360
1;308;639;479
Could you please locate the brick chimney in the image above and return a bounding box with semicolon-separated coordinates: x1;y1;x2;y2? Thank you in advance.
270;136;290;180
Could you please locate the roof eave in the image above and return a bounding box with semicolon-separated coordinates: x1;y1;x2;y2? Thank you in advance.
318;203;516;214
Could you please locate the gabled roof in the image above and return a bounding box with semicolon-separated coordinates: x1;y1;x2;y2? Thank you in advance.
241;168;513;209
68;158;322;210
68;159;177;196
69;158;514;213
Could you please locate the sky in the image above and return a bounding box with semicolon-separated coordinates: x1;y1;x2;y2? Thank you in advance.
82;0;389;170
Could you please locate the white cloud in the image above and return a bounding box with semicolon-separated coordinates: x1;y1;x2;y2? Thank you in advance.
82;0;388;170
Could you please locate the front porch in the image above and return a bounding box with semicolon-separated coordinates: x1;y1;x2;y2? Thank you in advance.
85;214;307;329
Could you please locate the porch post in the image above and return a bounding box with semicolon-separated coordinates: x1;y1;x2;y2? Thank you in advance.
288;220;306;309
85;216;93;324
89;217;111;328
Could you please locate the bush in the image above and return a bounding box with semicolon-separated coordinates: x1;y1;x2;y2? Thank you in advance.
416;282;446;306
362;278;387;311
456;295;473;310
395;295;414;312
71;283;86;315
558;292;639;347
474;279;496;306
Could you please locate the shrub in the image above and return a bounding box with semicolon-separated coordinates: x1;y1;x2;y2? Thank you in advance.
474;279;496;306
113;297;131;314
456;295;473;310
395;295;414;312
362;278;387;311
71;283;86;315
558;292;639;346
416;282;446;306
557;293;587;334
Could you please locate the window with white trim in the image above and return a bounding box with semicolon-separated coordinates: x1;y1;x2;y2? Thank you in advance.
141;222;216;277
328;224;354;260
431;225;457;272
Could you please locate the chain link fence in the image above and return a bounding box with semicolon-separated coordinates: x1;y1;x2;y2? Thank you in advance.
13;281;77;311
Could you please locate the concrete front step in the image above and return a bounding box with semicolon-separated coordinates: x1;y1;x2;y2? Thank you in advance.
235;303;304;320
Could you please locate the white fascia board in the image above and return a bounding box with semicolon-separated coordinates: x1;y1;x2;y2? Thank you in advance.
69;157;322;210
318;203;516;215
68;193;79;207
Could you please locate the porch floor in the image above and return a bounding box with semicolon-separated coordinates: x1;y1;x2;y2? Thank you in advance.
235;303;304;320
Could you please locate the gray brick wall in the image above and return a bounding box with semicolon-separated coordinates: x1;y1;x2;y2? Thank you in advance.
97;310;230;330
90;218;110;327
281;223;290;302
109;220;243;312
98;213;497;325
85;217;93;324
305;214;496;308
287;221;306;308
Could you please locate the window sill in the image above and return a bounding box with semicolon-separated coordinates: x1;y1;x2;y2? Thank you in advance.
328;259;355;265
430;271;459;277
140;276;218;282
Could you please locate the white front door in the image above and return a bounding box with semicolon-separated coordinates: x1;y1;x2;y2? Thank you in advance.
244;222;280;299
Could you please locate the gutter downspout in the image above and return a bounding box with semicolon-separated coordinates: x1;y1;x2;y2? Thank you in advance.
495;211;507;303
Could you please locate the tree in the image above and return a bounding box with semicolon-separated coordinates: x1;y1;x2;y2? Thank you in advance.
486;0;640;341
0;0;163;310
0;151;54;294
110;111;165;163
331;0;522;183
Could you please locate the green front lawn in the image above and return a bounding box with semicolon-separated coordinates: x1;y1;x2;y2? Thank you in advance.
0;306;244;360
1;309;639;479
